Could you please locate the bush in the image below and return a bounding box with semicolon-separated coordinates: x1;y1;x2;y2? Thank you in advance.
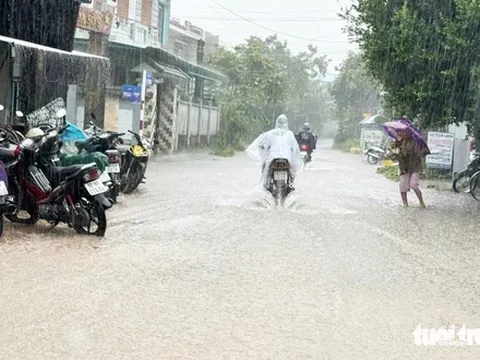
212;147;235;157
333;138;361;153
421;167;452;180
377;164;399;180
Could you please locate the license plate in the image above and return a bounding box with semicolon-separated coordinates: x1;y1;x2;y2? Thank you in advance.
273;171;288;181
85;179;109;196
98;171;111;183
300;151;307;156
107;163;120;173
0;180;8;196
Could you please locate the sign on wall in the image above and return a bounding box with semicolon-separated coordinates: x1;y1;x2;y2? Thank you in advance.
77;7;114;34
122;85;141;104
426;132;455;169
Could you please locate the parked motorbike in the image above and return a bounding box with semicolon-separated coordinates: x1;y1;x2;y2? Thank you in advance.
264;158;294;205
453;154;480;193
299;144;312;164
0;157;16;237
117;130;150;194
363;141;388;165
3;132;110;236
72;115;124;203
23;110;114;206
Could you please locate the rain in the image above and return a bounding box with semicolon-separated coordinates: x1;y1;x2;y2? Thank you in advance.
1;0;480;358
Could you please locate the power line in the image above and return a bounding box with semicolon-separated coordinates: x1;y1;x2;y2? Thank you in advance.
208;0;350;44
176;9;340;15
171;17;343;22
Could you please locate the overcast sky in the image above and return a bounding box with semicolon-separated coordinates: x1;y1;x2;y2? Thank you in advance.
170;0;358;79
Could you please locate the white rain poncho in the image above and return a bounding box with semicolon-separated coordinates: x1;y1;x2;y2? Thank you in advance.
245;114;304;185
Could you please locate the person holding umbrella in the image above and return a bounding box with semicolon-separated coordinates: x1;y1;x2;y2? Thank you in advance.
384;120;430;208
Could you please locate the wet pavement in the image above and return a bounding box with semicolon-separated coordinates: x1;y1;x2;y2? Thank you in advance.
1;139;480;359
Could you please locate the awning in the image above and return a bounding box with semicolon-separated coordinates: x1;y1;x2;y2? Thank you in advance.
188;71;217;82
144;46;226;82
130;60;190;82
358;114;385;127
0;34;109;60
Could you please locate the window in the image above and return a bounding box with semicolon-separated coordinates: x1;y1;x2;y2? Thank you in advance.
136;28;147;44
174;40;186;59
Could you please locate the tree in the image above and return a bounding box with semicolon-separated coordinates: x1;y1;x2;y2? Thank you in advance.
343;0;480;138
330;51;382;143
206;36;329;149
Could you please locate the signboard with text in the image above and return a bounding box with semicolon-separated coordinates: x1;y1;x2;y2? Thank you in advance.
77;7;114;34
122;85;141;104
426;131;455;169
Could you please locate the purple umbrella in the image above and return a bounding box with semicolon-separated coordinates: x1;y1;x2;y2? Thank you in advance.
383;119;431;156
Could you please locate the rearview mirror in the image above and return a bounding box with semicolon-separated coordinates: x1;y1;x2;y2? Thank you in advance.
16;110;24;117
0;105;4;111
56;108;67;118
90;112;96;120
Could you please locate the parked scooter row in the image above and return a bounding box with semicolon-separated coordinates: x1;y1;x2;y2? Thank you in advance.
0;104;152;238
452;153;480;200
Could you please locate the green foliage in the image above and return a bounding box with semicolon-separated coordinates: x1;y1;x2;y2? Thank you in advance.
329;52;382;142
212;146;235;157
207;36;329;146
333;138;361;153
343;0;480;139
377;164;451;182
377;165;400;180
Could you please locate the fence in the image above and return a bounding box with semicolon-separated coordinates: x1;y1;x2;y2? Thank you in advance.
176;99;221;148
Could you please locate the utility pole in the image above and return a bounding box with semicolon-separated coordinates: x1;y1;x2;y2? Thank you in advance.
139;70;147;137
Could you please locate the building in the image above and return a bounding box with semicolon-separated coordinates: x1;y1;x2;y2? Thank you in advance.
167;18;220;101
168;18;220;62
0;0;110;125
72;0;226;153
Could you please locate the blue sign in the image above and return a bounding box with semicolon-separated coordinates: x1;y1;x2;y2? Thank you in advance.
146;72;153;87
122;85;141;104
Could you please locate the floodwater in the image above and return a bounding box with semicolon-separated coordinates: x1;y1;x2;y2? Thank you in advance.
1;139;480;359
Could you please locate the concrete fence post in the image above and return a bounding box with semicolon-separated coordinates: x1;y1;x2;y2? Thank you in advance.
186;96;192;149
207;105;212;144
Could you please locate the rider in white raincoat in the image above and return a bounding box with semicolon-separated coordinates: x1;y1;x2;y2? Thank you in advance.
245;114;304;188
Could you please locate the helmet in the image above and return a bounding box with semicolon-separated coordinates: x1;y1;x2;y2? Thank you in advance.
25;127;45;139
303;122;310;131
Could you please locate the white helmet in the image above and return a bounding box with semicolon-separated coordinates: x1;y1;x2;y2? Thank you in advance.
25;127;45;139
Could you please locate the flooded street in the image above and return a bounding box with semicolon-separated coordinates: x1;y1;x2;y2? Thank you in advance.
1;139;480;359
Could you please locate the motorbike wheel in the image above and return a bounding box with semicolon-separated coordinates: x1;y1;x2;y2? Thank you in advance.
110;184;119;204
469;171;480;201
367;154;379;165
121;163;146;194
73;200;107;237
452;171;471;193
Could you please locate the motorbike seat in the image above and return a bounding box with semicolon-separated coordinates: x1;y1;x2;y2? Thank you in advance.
0;146;18;160
74;139;90;151
46;163;97;185
269;158;290;169
369;145;384;152
116;145;130;155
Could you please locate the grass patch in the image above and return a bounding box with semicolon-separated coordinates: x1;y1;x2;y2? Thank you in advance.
211;147;235;157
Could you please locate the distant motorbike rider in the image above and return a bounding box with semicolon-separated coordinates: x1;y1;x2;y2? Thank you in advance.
245;114;304;190
296;122;316;160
